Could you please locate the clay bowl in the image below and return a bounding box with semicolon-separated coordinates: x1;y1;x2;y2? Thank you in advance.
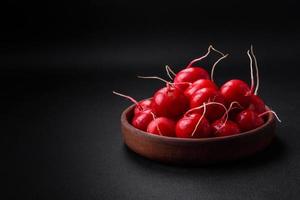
121;104;276;165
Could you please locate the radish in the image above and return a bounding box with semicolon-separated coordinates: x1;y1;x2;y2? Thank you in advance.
176;103;211;138
220;79;251;108
173;67;210;90
184;79;218;99
134;99;152;115
190;88;225;122
211;101;241;137
112;91;155;131
132;110;155;131
137;76;189;119
176;113;211;138
147;117;176;137
235;109;264;132
152;85;189;119
211;120;240;137
248;95;266;114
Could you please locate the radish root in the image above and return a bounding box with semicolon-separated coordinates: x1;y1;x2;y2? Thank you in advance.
191;103;207;137
184;101;227;117
247;50;255;93
138;75;191;89
165;65;176;80
211;54;229;82
258;110;282;122
112;91;142;110
220;101;243;126
250;45;260;95
149;112;162;136
137;75;172;85
186;45;226;68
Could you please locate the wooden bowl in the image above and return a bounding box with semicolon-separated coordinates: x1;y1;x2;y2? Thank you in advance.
121;104;276;165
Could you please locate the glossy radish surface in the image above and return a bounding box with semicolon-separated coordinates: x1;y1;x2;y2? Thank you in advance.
211;120;240;137
176;113;211;138
132;110;154;131
220;79;251;108
235;109;264;132
147;117;176;137
152;86;189;119
190;88;225;121
174;67;210;90
184;79;218;99
134;99;152;115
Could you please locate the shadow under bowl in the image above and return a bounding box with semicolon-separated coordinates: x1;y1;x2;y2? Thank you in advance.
121;104;276;165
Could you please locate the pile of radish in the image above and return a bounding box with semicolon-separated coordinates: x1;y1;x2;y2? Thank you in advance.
114;45;281;138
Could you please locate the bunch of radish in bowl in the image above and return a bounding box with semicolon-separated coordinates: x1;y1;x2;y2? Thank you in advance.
114;45;281;139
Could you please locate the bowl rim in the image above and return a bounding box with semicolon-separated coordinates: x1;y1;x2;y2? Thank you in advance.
121;104;275;143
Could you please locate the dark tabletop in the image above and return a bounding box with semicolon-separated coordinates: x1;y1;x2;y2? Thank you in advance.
5;1;300;199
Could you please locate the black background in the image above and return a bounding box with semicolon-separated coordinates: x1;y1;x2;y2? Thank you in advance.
5;0;300;199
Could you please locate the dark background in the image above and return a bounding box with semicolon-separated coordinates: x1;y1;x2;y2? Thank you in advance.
5;0;300;199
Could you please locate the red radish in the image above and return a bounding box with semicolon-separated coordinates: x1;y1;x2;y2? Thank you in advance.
112;91;153;115
235;109;264;132
151;85;189;119
174;67;210;90
248;95;266;114
134;99;152;115
220;79;251;108
176;104;211;138
137;76;189;118
190;88;225;121
184;79;218;99
211;101;241;137
131;110;154;131
211;120;240;137
176;113;211;138
147;117;176;137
